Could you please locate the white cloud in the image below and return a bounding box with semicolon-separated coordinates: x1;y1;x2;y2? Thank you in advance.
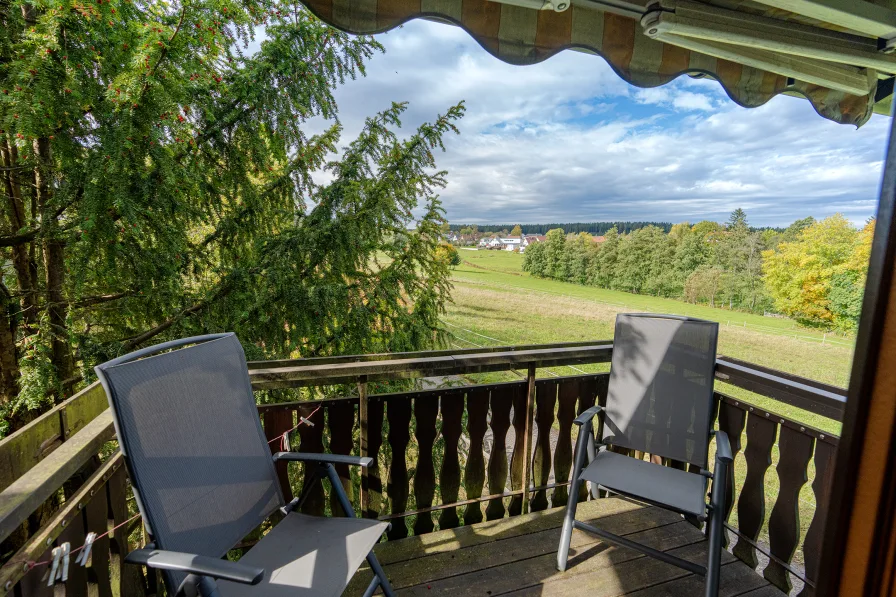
317;19;890;227
672;91;715;111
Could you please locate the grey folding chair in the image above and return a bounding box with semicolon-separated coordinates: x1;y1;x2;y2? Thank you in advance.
95;333;396;597
556;314;732;597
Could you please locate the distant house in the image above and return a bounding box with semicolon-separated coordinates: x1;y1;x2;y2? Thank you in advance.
501;236;523;251
519;235;546;252
476;234;549;251
592;236;607;244
479;236;503;249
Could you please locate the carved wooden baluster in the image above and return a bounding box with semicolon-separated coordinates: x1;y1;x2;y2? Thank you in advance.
531;381;558;512
263;408;294;500
464;388;490;524
108;465;148;596
328;401;356;516
764;425;814;592
85;479;113;597
386;397;413;539
577;378;599;501
439;391;465;530
486;385;513;520
364;398;386;519
508;383;528;516
297;405;326;516
732;411;778;568
58;493;90;594
798;438;837;597
716;399;747;546
413;395;439;535
552;379;580;508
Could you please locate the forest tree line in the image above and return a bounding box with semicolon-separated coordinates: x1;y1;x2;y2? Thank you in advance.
521;210;873;331
452;221;673;235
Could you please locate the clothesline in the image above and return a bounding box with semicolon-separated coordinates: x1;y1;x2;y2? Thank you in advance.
28;512;142;573
266;405;321;451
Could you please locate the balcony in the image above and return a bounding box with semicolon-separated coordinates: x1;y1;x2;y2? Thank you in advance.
0;341;844;596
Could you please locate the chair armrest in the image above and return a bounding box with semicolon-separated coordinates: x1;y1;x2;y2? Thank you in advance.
714;430;733;464
124;549;264;586
573;405;604;426
273;452;374;467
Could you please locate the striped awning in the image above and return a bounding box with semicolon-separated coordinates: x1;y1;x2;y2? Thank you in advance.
299;0;896;126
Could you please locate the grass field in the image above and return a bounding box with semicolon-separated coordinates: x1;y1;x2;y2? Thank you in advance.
441;249;854;570
444;249;852;434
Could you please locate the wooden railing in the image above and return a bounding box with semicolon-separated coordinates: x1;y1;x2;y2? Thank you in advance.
0;341;845;596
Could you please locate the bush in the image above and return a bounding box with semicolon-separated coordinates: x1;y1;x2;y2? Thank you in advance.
438;243;462;267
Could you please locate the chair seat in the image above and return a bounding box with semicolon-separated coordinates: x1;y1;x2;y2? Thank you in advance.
579;450;708;517
217;512;389;597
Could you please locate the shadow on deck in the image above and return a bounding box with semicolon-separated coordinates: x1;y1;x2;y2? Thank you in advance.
347;497;786;596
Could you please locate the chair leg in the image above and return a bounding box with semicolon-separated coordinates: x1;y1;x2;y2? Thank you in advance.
557;477;581;572
558;421;594;572
704;464;728;597
323;464;357;517
362;575;381;597
586;438;600;499
367;552;396;597
196;576;222;597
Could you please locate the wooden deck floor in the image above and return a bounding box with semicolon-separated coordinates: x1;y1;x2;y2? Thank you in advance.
346;497;787;596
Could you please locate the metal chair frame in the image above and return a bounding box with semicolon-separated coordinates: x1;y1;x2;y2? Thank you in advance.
555;315;733;597
96;334;396;597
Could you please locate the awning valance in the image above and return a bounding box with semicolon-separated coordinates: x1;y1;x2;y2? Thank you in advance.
299;0;896;126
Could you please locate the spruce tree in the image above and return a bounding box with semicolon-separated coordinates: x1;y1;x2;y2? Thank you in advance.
1;0;464;432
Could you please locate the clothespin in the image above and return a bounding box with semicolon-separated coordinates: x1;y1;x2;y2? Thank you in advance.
59;543;71;582
76;532;97;566
299;416;315;427
281;431;290;452
47;546;62;586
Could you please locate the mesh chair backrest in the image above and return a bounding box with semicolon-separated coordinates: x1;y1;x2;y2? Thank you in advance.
95;334;283;592
601;314;719;468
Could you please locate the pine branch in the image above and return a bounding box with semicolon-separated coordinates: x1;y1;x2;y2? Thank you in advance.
120;299;212;351
0;186;81;247
118;267;255;351
0;228;39;248
138;3;189;102
68;292;133;309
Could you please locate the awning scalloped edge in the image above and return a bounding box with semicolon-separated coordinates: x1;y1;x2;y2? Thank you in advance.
300;0;876;127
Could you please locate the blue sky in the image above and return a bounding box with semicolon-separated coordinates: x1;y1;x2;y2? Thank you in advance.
319;19;892;228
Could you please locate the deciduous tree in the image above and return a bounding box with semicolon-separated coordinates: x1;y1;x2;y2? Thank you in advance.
762;214;863;327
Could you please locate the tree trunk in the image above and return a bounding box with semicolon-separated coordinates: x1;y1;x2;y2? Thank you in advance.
33;137;72;395
1;141;39;325
0;284;20;413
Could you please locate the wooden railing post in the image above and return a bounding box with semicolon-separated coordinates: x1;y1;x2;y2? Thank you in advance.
521;364;537;515
358;376;369;518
